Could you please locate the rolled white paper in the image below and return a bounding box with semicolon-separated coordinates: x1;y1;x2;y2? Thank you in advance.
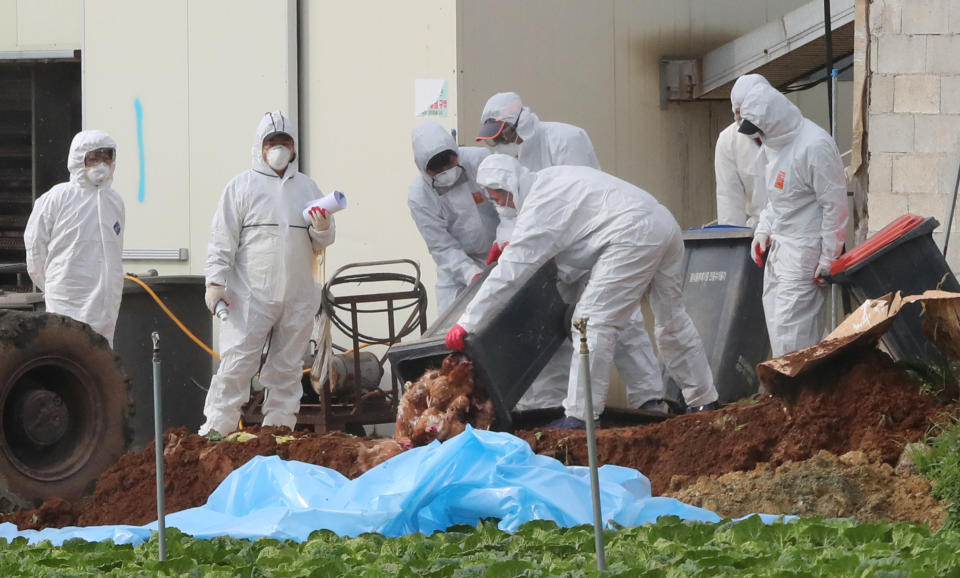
302;190;347;225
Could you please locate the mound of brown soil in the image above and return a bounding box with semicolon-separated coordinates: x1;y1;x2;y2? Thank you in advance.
1;349;948;531
516;350;948;494
665;450;946;530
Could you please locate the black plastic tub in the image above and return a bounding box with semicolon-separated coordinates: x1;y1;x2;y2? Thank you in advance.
114;275;212;450
828;216;960;362
386;260;569;432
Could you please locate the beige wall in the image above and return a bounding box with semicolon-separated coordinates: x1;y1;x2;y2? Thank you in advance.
457;0;846;228
0;0;80;51
299;0;458;319
82;0;297;276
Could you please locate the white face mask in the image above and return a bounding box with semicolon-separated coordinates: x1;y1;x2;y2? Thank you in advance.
266;145;292;171
493;142;521;158
432;165;463;190
495;202;517;219
86;163;113;186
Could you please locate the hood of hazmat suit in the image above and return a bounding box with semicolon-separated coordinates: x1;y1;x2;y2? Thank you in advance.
479;92;600;172
407;122;497;313
461;164;718;419
200;111;336;436
479;92;600;246
715;74;771;226
739;84;849;357
729;74;770;117
24;130;124;345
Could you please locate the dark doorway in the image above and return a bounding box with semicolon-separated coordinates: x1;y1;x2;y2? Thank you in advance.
0;58;82;292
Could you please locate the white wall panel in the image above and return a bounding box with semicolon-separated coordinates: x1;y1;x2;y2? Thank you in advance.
17;0;81;49
83;0;191;273
300;0;458;320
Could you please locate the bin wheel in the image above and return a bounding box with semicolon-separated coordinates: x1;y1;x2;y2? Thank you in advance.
0;310;132;510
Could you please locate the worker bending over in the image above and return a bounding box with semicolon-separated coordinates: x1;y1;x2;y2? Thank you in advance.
407;122;495;313
447;155;719;429
477;93;669;416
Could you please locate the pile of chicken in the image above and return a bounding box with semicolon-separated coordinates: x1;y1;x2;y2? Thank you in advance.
395;353;495;448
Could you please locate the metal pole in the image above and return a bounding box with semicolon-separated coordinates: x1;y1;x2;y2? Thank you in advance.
942;155;960;256
573;317;606;571
824;0;834;137
831;70;838;140
824;0;842;325
152;332;166;561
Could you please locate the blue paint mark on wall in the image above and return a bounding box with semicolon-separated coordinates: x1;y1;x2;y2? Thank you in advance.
135;98;145;203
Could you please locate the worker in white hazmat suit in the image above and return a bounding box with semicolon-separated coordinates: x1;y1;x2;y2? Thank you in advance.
447;155;719;429
407;122;497;313
199;111;336;436
715;74;771;226
477;93;666;413
24;130;124;346
739;84;849;358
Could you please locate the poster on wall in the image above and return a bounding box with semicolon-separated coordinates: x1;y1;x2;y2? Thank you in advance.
415;79;448;118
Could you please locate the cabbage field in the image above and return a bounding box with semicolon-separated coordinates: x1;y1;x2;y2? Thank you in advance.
2;517;958;577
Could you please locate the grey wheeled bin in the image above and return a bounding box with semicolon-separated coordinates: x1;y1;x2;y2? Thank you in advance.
663;225;769;405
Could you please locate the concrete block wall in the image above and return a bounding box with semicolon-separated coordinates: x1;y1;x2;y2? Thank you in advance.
868;0;960;266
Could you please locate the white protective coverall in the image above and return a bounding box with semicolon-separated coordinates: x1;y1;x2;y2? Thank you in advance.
478;94;664;411
460;159;718;421
407;122;497;313
200;112;336;436
24;130;125;346
715;74;771;226
739;84;849;357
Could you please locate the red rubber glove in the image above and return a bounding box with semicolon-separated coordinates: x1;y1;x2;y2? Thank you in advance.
445;324;468;350
485;242;503;265
471;273;483;283
751;233;770;268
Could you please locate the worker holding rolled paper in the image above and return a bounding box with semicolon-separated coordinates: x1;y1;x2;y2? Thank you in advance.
200;111;336;436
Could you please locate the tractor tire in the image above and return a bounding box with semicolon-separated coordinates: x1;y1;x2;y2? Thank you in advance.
0;310;132;511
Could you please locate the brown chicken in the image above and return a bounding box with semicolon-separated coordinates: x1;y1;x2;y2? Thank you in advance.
356;438;406;473
394;353;496;448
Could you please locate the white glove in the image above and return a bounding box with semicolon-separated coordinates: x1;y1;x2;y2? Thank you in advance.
205;284;228;315
814;263;831;288
309;207;330;232
750;233;770;268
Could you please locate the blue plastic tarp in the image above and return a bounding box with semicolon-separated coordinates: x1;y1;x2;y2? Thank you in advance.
0;427;787;545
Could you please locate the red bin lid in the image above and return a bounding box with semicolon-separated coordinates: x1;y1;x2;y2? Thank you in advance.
829;214;926;276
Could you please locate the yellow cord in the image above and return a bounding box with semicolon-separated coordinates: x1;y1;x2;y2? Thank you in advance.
124;275;221;360
125;266;381;373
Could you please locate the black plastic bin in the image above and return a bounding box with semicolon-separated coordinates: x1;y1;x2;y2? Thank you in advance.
114;275;212;450
386;260;569;432
827;215;960;362
663;226;769;404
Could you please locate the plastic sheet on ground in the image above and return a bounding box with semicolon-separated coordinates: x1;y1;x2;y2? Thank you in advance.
0;427;788;545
